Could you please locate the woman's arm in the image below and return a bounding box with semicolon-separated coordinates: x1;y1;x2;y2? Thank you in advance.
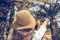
32;18;49;40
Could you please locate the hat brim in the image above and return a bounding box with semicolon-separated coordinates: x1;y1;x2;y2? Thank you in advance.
12;14;36;30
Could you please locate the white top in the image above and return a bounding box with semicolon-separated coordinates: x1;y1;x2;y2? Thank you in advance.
32;25;47;40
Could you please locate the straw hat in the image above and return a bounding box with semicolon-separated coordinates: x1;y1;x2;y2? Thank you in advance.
12;10;36;30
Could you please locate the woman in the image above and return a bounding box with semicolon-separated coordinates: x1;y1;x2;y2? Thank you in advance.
8;10;49;40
